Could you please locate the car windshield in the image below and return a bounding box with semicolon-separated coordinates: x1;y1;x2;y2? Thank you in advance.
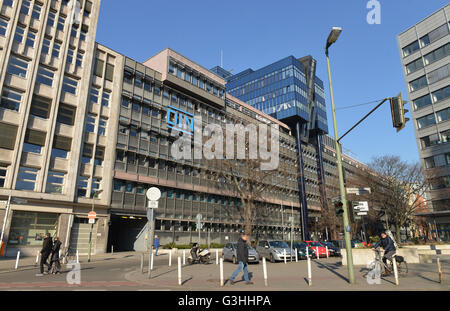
269;241;289;248
322;242;334;247
308;242;323;247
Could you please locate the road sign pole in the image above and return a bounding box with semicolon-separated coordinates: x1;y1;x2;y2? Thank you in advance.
148;204;155;279
146;187;161;279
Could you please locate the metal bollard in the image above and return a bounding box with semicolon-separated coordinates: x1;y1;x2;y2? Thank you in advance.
140;253;144;273
178;257;182;286
392;257;399;286
76;250;79;264
263;257;268;287
169;249;172;267
307;254;312;286
35;250;40;266
183;250;186;265
438;258;443;284
326;246;329;258
284;249;287;264
219;258;224;287
316;247;320;260
111;245;114;254
150;253;154;270
15;251;20;270
295;249;298;262
216;249;219;265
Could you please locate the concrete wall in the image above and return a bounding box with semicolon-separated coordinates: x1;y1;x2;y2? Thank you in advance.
341;248;420;266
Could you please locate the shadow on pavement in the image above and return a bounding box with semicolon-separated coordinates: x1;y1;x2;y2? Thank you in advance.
314;260;349;283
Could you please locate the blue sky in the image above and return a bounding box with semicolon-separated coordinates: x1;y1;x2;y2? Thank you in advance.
95;0;448;165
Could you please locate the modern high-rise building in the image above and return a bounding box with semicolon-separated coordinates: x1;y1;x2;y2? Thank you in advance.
0;0;378;257
398;4;450;240
220;55;330;239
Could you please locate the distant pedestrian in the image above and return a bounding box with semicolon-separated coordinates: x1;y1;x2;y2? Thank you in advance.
36;233;53;276
154;235;160;256
228;234;253;285
48;237;62;274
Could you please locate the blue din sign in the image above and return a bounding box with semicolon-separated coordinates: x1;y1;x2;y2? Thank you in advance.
167;105;194;135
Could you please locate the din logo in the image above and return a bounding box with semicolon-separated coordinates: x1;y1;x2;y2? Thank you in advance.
167;106;194;136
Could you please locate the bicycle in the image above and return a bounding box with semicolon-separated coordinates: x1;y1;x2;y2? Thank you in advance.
370;249;408;276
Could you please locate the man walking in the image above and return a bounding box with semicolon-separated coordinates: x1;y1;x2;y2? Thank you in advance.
48;237;62;274
154;235;160;256
36;233;53;276
229;233;253;285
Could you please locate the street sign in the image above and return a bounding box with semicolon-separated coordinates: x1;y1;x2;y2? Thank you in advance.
146;187;161;201
347;188;371;195
148;200;158;209
89;218;95;224
357;212;368;216
88;211;96;224
353;201;369;212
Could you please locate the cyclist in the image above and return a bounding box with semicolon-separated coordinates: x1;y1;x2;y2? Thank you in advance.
372;231;396;275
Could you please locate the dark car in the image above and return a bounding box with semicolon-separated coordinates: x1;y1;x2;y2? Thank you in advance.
320;241;341;257
292;242;316;259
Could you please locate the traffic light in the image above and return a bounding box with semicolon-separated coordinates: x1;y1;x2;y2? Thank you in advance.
390;93;410;132
334;200;344;216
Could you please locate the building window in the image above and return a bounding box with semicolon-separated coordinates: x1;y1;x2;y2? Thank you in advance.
56;15;65;31
42;38;51;55
409;75;427;92
57;104;76;125
7;55;29;78
1;87;23;112
432;85;450;103
0;164;6;187
424;42;450;66
80;25;88;41
420;23;449;48
90;86;100;104
24;129;46;154
25;30;36;48
82;144;93;164
31;3;42;20
402;40;420;57
91;178;101;194
95;146;104;166
51;135;71;159
20;0;31;15
16;166;38;191
113;180;124;191
66;47;74;64
101;90;110;107
98;117;107;136
62;76;78;94
413;94;432;111
436;107;450;123
45;171;65;194
85;114;96;133
52;41;61;58
77;176;89;197
0;122;17;150
30;96;51;119
76;52;83;67
94;58;104;77
428;64;450;85
47;11;56;27
36;66;55;86
417;113;436;129
7;211;58;246
0;16;8;36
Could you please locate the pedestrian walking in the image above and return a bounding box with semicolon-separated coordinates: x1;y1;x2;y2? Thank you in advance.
48;237;62;274
36;233;53;276
154;235;160;256
228;233;253;285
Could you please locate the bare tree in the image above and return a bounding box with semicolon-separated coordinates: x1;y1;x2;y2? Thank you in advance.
363;155;429;243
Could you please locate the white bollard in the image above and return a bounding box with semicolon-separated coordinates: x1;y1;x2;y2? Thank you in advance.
392;257;399;286
111;245;114;254
284;249;287;264
140;253;144;273
219;258;224;287
216;249;219;265
438;258;443;284
35;250;40;266
150;253;154;271
178;257;182;286
15;251;20;270
76;250;79;264
326;246;329;259
307;254;312;286
169;249;172;267
316;247;320;260
295;249;298;262
183;250;186;265
306;247;309;258
263;257;268;287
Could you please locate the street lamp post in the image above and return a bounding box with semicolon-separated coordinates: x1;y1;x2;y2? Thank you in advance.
88;189;103;263
325;27;355;284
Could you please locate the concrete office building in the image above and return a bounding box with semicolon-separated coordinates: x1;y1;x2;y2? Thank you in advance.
0;0;378;256
398;4;450;241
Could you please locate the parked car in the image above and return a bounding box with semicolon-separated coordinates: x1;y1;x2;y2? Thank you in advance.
222;242;260;264
292;242;316;259
305;241;330;258
256;240;294;263
320;241;341;257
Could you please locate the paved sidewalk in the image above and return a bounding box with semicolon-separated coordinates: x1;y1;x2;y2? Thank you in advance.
125;257;450;291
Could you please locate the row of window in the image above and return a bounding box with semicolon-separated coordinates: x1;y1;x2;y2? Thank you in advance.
168;61;225;99
420;129;450;149
402;23;449;57
405;41;450;75
123;67;153;92
15;166;65;194
413;84;450;110
424;152;450;169
85;113;107;136
77;175;101;198
90;85;111;107
409;63;450;93
430;175;450;190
